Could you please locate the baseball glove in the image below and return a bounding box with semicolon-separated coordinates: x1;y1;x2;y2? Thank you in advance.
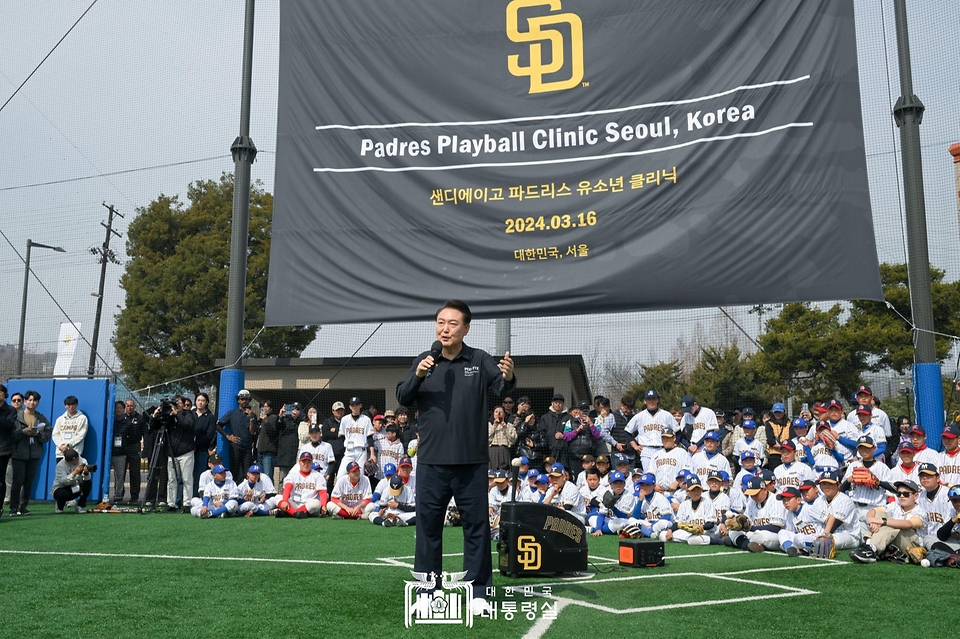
810;535;836;559
601;490;618;510
906;546;928;565
851;466;879;488
817;427;837;450
677;521;704;535
725;514;751;531
619;523;644;539
445;507;462;527
363;458;379;476
880;544;908;564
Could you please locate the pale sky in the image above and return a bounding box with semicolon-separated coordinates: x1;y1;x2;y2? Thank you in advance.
1;1;958;394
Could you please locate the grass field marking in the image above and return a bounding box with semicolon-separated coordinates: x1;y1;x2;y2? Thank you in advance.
705;573;817;596
0;549;397;568
520;600;569;639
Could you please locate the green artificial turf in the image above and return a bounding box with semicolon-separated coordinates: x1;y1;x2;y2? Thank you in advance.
0;503;954;638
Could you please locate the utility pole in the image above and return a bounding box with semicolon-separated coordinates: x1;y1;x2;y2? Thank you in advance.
87;203;122;376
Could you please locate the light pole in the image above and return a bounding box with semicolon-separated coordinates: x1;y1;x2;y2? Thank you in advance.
17;239;66;375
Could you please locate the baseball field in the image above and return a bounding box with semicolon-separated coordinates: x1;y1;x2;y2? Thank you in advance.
0;505;953;637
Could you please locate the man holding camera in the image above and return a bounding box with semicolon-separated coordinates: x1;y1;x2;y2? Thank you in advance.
52;448;94;513
151;396;196;513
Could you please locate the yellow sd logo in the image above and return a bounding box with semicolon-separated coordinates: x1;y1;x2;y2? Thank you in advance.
506;0;584;94
516;535;542;570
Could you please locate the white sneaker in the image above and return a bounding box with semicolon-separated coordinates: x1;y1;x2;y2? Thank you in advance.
75;505;87;514
470;598;492;617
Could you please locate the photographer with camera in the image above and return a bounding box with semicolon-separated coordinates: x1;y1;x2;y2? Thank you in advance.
52;448;94;513
150;396;196;513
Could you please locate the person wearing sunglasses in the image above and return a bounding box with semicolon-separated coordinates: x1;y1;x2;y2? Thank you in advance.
0;385;17;517
850;479;927;563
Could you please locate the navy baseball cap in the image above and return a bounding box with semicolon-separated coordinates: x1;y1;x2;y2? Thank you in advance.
791;417;808;429
211;464;226;474
299;451;314;461
548;463;566;477
551;393;564;402
743;476;764;495
818;470;840;484
383;463;397;476
918;462;939;476
777;486;802;500
856;435;875;448
345;461;361;473
702;431;719;441
577;400;591;412
761;469;776;483
741;419;757;430
740;450;756;461
639;473;656;485
772;402;785;413
895;480;919;493
680;395;695;413
613;453;630;466
909;424;926;435
609;471;626;483
707;470;724;483
856;385;872;396
742;407;755;416
661;427;676;438
389;474;404;495
798;479;817;491
826;399;844;411
897;442;916;453
493;470;508;482
856;404;872;416
308;424;321;433
685;475;703;489
631;467;643;477
942;425;960;439
779;439;797;452
644;389;659;400
398;456;413;467
349;396;362;405
247;464;262;474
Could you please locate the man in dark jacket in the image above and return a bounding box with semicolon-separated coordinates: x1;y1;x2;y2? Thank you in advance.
256;399;279;483
216;389;258;479
275;404;301;480
192;392;217;497
112;399;145;504
10;390;51;516
540;394;569;468
150;396;195;512
0;384;18;517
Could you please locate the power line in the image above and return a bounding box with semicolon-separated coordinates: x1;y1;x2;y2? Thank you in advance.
0;0;100;115
0;155;232;192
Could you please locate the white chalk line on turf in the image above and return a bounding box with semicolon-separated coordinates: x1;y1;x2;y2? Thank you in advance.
0;549;394;568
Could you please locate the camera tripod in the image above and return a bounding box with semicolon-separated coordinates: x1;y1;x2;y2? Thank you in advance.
138;419;185;513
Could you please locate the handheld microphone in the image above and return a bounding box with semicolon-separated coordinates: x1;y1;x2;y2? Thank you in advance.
429;340;443;365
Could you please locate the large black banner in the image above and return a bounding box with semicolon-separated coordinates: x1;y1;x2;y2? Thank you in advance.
265;0;882;326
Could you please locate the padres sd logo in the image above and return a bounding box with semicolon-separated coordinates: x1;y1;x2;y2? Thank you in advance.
516;535;542;570
506;0;584;94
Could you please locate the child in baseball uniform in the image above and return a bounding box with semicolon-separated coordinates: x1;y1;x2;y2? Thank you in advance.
327;460;372;519
370;474;416;527
662;475;715;545
237;464;279;517
277;452;327;518
587;471;637;535
194;465;239;518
